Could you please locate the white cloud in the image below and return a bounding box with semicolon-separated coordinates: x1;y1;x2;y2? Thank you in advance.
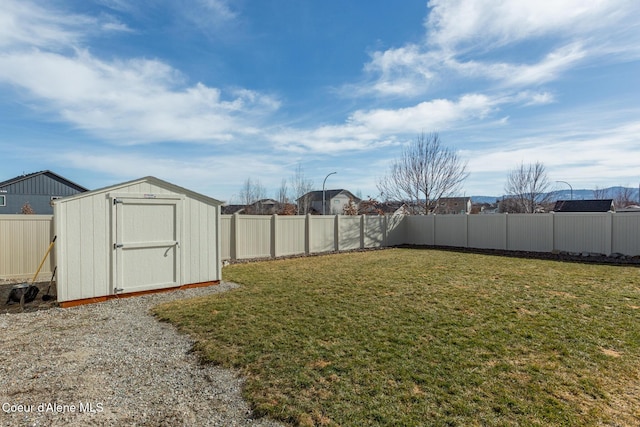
425;0;629;52
356;0;640;98
270;94;498;153
0;49;279;144
0;1;280;145
464;119;640;193
446;43;587;87
0;0;83;49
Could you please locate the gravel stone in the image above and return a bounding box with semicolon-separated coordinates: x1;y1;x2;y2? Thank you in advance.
0;282;285;427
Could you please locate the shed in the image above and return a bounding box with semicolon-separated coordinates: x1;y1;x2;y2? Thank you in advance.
53;176;223;307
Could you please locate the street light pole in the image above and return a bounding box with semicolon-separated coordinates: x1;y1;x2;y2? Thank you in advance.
322;172;337;215
556;180;573;200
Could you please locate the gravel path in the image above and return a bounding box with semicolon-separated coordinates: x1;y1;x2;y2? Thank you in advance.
0;282;285;427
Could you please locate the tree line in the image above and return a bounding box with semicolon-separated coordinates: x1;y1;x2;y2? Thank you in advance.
236;132;637;215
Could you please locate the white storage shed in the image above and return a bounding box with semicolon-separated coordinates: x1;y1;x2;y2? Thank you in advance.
53;176;223;307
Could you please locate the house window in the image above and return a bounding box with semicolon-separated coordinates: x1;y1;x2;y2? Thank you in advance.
0;195;5;207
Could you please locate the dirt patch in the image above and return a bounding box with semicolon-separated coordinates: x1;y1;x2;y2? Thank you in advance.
0;281;59;314
600;348;622;358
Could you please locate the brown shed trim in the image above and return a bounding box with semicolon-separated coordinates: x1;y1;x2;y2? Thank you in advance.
58;280;220;308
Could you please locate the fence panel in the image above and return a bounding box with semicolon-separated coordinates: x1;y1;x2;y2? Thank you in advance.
434;215;467;247
403;216;434;245
554;213;611;255
612;213;640;256
363;216;385;248
309;216;335;253
0;215;54;280
276;215;307;257
220;215;232;260
386;215;406;246
339;216;362;251
468;215;506;250
507;214;553;253
235;215;272;259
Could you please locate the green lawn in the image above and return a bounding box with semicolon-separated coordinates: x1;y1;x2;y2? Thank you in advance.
153;248;640;426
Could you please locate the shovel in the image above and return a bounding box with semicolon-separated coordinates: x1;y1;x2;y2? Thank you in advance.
42;266;57;301
7;236;56;309
30;235;57;285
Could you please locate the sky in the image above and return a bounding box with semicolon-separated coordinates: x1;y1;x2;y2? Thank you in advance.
1;0;639;203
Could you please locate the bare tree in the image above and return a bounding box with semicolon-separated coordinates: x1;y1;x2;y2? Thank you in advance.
276;178;298;215
614;186;635;208
290;163;314;215
377;132;468;214
504;162;552;213
592;186;609;199
238;177;266;213
276;179;289;205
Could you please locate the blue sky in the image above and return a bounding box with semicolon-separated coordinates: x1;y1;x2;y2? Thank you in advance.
1;1;639;203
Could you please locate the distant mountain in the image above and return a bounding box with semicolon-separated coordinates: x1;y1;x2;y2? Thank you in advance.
471;186;640;205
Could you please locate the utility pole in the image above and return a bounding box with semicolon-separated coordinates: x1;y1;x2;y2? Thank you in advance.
556;180;573;200
322;172;337;215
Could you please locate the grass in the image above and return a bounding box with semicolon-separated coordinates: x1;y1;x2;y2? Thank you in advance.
153;248;640;426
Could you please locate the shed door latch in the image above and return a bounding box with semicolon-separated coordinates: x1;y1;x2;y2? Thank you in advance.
113;198;123;205
114;243;124;249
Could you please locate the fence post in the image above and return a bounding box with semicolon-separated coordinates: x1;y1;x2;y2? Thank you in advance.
383;214;388;247
551;211;556;254
231;213;239;260
464;213;469;248
305;213;311;255
334;215;340;252
271;214;278;258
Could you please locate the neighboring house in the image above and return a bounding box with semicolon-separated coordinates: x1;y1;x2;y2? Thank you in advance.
380;201;416;216
251;198;279;215
552;199;615;212
475;202;500;214
432;197;472;215
298;189;361;215
617;205;640;213
0;170;88;215
221;204;246;215
221;199;289;215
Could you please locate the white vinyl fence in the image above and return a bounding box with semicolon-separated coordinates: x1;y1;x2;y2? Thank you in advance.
221;214;406;261
2;212;639;279
220;212;640;261
0;215;55;280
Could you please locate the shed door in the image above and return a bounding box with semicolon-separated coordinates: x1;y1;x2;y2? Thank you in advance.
112;195;182;294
